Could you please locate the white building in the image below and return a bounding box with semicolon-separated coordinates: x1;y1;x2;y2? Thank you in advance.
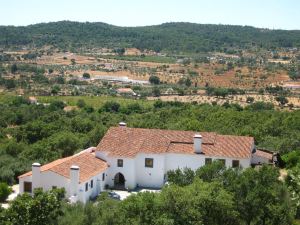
19;123;272;203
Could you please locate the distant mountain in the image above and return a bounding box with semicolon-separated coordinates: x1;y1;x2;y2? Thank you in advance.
0;21;299;53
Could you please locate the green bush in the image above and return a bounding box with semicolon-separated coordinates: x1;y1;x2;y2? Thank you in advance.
0;182;12;202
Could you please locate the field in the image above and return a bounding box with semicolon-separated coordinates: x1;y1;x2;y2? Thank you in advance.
28;51;292;89
34;95;153;108
148;94;300;108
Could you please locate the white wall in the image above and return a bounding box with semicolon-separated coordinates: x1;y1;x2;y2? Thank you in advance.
103;153;251;189
105;157;136;189
19;170;107;204
135;153;165;188
165;153;251;171
78;172;104;204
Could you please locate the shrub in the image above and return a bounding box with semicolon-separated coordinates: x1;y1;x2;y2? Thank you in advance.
149;75;160;85
0;182;12;202
82;73;90;79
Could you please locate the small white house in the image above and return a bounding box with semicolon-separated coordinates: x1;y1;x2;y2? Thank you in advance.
18;149;107;204
19;123;271;203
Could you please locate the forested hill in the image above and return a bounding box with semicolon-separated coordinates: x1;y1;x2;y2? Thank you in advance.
0;21;300;53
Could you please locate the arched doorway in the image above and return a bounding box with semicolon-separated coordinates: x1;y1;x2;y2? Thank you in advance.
114;173;125;189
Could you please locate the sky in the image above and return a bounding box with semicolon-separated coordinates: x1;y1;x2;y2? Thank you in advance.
0;0;299;30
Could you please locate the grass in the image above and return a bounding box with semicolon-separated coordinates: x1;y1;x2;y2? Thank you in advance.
100;55;176;64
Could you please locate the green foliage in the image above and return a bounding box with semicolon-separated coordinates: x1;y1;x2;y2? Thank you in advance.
276;96;289;106
102;101;121;113
113;48;125;56
286;166;300;218
10;64;17;74
0;95;299;185
82;73;90;79
152;87;161;97
149;75;160;85
77;99;86;108
1;188;65;225
282;151;300;169
245;101;274;111
167;164;295;225
246;96;254;103
167;168;195;186
0;21;300;53
0;182;12;202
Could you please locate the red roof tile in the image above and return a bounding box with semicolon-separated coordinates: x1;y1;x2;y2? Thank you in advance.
18;152;108;183
97;127;254;159
254;149;273;161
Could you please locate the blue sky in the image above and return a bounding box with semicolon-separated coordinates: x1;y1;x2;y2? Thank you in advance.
0;0;299;29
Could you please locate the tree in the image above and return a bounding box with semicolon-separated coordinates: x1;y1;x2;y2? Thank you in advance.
160;179;239;225
275;96;289;106
286;166;300;218
114;48;125;56
51;85;61;95
225;166;295;225
49;100;65;111
0;182;12;202
152;87;161;97
167;168;195;186
246;96;255;103
102;101;121;113
2;188;65;225
77;99;86;108
82;73;90;79
11;64;18;74
4;79;16;89
149;75;160;85
195;161;226;182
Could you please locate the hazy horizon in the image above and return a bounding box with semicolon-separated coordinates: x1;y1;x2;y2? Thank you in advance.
1;0;299;30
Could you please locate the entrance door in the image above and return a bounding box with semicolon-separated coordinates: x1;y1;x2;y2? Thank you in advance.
114;173;125;189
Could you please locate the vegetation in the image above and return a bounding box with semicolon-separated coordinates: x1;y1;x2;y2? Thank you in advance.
0;163;298;224
0;96;299;185
0;182;12;202
1;188;65;224
0;21;300;53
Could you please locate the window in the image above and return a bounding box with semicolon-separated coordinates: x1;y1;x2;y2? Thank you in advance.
85;182;88;192
117;159;123;167
205;158;212;165
52;186;57;189
102;173;105;181
24;182;32;193
145;158;154;168
90;180;93;188
232;160;240;168
217;159;226;166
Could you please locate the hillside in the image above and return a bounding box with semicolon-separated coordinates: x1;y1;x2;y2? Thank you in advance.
0;21;300;53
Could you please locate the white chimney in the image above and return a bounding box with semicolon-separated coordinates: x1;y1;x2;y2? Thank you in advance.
70;165;80;198
194;134;202;154
119;122;127;127
32;162;41;192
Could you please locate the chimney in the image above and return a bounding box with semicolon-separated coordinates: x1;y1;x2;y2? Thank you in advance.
119;122;127;127
32;162;41;192
194;134;202;154
70;165;80;197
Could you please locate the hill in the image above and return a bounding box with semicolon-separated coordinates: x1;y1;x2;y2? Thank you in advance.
0;21;300;53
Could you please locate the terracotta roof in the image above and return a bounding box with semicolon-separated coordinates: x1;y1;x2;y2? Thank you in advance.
254;149;273;161
96;127;254;159
18;152;108;183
